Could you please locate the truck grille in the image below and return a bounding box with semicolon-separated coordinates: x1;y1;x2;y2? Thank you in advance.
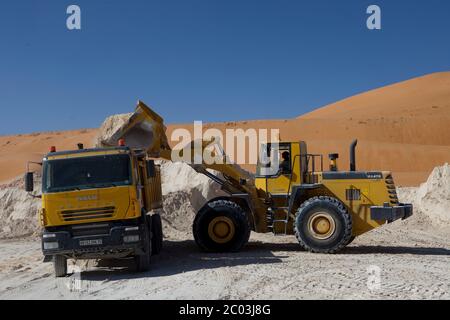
60;206;115;222
385;175;399;205
70;223;111;237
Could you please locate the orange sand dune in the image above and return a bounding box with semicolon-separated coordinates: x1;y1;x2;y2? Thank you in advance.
166;72;450;186
0;130;97;183
1;72;450;186
303;72;450;120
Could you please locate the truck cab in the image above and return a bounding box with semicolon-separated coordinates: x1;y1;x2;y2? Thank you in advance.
25;143;163;277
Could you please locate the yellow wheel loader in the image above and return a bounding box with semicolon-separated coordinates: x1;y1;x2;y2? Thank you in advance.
107;101;413;254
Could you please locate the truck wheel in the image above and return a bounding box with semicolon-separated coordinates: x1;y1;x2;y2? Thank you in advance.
151;214;163;255
295;196;352;254
193;200;250;253
53;255;67;278
135;216;152;272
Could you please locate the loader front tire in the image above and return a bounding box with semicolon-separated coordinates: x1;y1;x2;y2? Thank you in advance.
193;200;251;252
295;196;352;254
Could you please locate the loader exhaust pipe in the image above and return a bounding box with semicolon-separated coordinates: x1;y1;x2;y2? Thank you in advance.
350;139;358;172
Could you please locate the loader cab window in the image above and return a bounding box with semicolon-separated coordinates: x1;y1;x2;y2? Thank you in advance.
256;143;292;177
279;151;291;174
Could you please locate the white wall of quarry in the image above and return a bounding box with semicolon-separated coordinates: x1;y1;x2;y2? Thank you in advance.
398;164;450;228
0;176;41;239
159;161;225;235
160;161;224;206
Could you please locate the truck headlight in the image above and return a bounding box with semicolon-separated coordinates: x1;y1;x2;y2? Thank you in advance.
123;235;140;243
43;242;59;250
43;233;56;239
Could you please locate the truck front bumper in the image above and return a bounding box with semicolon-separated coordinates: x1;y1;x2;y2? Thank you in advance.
42;224;144;258
370;203;413;222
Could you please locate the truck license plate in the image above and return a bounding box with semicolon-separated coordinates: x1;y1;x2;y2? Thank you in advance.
79;239;103;246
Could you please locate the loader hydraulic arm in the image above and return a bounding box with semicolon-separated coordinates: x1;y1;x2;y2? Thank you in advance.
159;139;257;196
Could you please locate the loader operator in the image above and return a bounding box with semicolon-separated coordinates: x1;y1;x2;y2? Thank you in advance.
279;151;291;174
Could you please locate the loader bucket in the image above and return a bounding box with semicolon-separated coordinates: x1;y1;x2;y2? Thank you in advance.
103;101;171;156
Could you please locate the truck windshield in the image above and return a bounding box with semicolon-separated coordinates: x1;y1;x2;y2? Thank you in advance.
43;154;132;193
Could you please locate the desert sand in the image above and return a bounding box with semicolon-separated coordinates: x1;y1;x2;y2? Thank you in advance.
0;72;449;300
165;72;450;186
1;72;450;186
0;129;97;184
0;162;449;300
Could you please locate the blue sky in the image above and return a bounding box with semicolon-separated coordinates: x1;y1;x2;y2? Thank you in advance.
0;0;449;135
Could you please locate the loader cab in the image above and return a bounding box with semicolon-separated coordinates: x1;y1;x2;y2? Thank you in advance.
255;142;306;195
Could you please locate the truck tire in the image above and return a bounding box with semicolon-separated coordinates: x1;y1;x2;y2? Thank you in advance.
135;216;152;272
295;196;352;254
151;214;163;255
53;255;67;278
193;200;251;253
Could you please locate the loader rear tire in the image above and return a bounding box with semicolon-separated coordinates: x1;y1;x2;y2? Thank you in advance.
53;255;67;278
151;213;163;255
295;196;352;254
193;200;250;253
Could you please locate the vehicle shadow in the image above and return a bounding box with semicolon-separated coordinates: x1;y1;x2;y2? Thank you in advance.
76;240;450;281
341;245;450;256
78;239;287;281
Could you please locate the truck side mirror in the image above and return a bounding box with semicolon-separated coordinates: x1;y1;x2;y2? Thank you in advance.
25;172;34;192
146;160;156;178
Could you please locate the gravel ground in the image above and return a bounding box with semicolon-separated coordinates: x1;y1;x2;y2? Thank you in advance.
0;221;449;300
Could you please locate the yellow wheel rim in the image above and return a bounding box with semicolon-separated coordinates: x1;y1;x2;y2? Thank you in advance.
208;217;235;244
307;212;336;240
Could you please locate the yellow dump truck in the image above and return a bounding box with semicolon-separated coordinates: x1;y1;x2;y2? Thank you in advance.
25;142;163;277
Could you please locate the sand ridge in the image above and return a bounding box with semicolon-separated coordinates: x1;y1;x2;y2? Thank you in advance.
1;72;450;186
